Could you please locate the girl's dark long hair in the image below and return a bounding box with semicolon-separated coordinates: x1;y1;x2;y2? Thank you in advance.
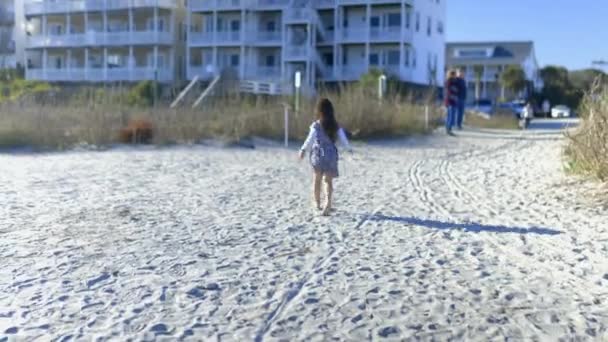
316;98;339;142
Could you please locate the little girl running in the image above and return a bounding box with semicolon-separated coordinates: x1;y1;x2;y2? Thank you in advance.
299;98;352;216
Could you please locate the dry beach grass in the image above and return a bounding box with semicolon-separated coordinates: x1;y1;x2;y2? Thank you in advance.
0;85;443;150
566;82;608;182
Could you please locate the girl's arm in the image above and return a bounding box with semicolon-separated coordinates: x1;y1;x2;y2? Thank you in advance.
338;128;352;151
300;126;315;152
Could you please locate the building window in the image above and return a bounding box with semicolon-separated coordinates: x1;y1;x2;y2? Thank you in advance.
437;20;444;34
456;49;488;58
406;10;411;29
265;55;275;66
230;20;240;32
427;16;431;36
370;16;380;28
108;55;122;68
266;21;276;32
412;50;417;68
387;50;400;65
369;53;379;66
387;13;401;27
230;54;239;67
415;12;420;32
404;49;410;66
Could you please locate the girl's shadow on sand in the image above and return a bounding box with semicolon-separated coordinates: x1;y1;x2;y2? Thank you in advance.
368;214;561;236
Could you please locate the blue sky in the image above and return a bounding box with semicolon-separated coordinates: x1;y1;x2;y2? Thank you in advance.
447;0;608;70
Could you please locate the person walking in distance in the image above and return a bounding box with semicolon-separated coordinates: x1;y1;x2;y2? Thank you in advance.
456;69;467;129
444;70;460;135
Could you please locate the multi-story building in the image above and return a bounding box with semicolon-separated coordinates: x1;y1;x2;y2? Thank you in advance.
0;0;17;69
187;0;446;95
446;41;543;102
23;0;186;83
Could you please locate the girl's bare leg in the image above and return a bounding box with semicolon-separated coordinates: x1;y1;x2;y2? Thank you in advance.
313;171;322;210
322;175;334;216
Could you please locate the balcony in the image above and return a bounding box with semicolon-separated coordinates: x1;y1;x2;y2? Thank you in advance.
247;31;282;45
244;65;281;81
0;41;16;54
249;0;289;9
189;0;243;11
26;67;173;82
370;26;402;42
320;65;366;81
24;0;177;16
340;28;366;43
284;7;314;23
27;31;173;48
338;0;412;5
314;0;335;8
189;31;242;46
284;45;311;60
0;10;14;25
187;66;217;80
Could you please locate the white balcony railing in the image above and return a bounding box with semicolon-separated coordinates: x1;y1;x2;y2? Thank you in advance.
189;31;242;46
248;31;282;44
314;0;335;8
284;7;313;23
370;26;401;41
285;45;311;60
0;10;14;24
336;65;367;81
189;0;241;11
25;0;177;15
27;31;172;48
341;28;367;42
26;67;173;82
244;65;281;80
253;0;289;8
338;0;408;4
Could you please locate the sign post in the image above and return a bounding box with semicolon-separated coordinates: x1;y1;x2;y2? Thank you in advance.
378;74;387;101
294;71;302;113
283;104;289;148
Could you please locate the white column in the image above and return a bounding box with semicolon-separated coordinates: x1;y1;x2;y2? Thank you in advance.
212;11;218;69
240;10;245;79
67;50;71;78
482;65;487;98
103;10;107;32
332;6;339;77
84;11;88;37
129;8;133;42
154;45;159;72
170;47;175;82
84;48;89;80
399;1;405;77
129;46;134;81
154;6;158;40
42;49;48;79
103;48;108;81
365;4;370;71
186;7;191;80
66;13;71;35
42;15;47;36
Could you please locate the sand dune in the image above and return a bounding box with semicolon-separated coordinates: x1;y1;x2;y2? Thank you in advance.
1;118;606;341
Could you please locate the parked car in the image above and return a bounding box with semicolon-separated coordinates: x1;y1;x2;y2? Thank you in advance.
551;105;572;118
468;99;493;114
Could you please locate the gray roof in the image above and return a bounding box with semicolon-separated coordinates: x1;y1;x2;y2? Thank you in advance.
446;41;535;66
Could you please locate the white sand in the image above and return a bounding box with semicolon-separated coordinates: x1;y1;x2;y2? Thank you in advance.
1;118;607;341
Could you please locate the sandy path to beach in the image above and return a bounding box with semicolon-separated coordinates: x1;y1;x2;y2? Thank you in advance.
1;118;606;341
